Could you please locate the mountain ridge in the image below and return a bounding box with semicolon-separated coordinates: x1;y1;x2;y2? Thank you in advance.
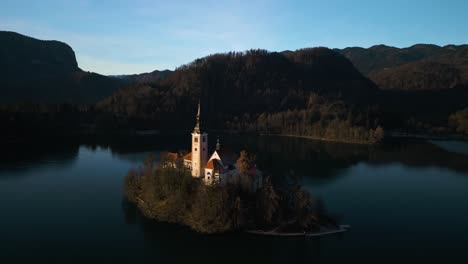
336;44;468;91
0;31;126;104
111;69;173;84
1;31;468;138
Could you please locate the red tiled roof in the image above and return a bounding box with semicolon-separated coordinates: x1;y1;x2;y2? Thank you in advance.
205;159;224;173
205;159;215;169
183;152;192;160
167;152;178;162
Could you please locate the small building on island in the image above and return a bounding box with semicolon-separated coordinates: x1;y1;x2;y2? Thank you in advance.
167;102;261;187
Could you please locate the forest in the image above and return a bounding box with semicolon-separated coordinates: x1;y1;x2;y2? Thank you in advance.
2;31;468;143
94;49;386;143
449;108;468;134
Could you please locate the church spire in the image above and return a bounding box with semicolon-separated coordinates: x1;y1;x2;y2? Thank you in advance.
194;100;201;133
216;137;221;151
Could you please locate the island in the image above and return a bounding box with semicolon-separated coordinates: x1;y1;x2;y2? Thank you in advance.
123;103;347;235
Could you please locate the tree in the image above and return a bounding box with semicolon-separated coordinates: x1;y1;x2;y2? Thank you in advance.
235;150;258;192
145;153;154;169
256;176;279;226
236;150;251;175
292;187;314;230
449;108;468;134
122;169;141;203
373;126;385;143
232;196;244;229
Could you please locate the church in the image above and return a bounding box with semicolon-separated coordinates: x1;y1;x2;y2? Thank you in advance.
167;102;240;184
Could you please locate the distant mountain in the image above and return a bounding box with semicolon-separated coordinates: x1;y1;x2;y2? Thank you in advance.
2;30;468;137
0;31;126;104
111;69;173;84
0;31;78;74
336;44;468;91
98;48;380;136
369;61;462;91
101;48;379;112
99;47;468;133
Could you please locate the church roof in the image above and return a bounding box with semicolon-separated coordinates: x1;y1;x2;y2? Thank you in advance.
194;101;201;133
215;149;238;165
183;152;192;161
205;159;224;173
167;152;179;162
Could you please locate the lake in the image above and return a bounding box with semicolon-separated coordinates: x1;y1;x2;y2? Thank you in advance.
1;135;468;263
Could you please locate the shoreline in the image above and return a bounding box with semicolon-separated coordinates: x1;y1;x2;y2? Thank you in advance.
3;129;467;146
261;132;468;144
259;133;372;145
388;131;468;141
247;224;350;237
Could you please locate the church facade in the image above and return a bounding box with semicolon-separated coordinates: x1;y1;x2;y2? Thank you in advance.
168;102;238;184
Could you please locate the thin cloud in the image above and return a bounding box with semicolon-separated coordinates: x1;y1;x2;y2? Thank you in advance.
0;18;169;73
0;1;278;74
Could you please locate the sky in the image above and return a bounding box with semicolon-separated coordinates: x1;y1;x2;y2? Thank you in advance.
1;0;468;75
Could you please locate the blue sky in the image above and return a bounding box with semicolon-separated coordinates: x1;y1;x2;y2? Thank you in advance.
1;0;467;75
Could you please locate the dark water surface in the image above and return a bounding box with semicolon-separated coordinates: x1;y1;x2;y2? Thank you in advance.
1;135;468;263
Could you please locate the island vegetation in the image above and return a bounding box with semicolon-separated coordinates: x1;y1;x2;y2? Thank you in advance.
449;107;468;134
123;152;340;234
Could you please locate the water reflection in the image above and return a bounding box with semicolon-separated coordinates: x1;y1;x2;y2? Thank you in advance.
120;199;338;264
221;136;468;182
429;140;468;156
1;135;467;263
368;140;468;173
3;136;468;180
0;141;79;176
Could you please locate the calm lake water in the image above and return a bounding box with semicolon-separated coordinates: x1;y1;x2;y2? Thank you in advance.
1;135;468;263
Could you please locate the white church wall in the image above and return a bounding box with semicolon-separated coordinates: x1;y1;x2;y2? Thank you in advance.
204;168;213;182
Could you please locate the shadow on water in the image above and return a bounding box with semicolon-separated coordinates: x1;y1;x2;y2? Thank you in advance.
121;199;342;264
0;141;80;176
3;134;468;180
1;134;467;263
216;135;468;186
5;134;468;181
429;140;468;156
80;133;192;155
368;139;468;173
221;135;370;184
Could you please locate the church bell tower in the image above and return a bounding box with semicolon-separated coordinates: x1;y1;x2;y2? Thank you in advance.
191;101;208;177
